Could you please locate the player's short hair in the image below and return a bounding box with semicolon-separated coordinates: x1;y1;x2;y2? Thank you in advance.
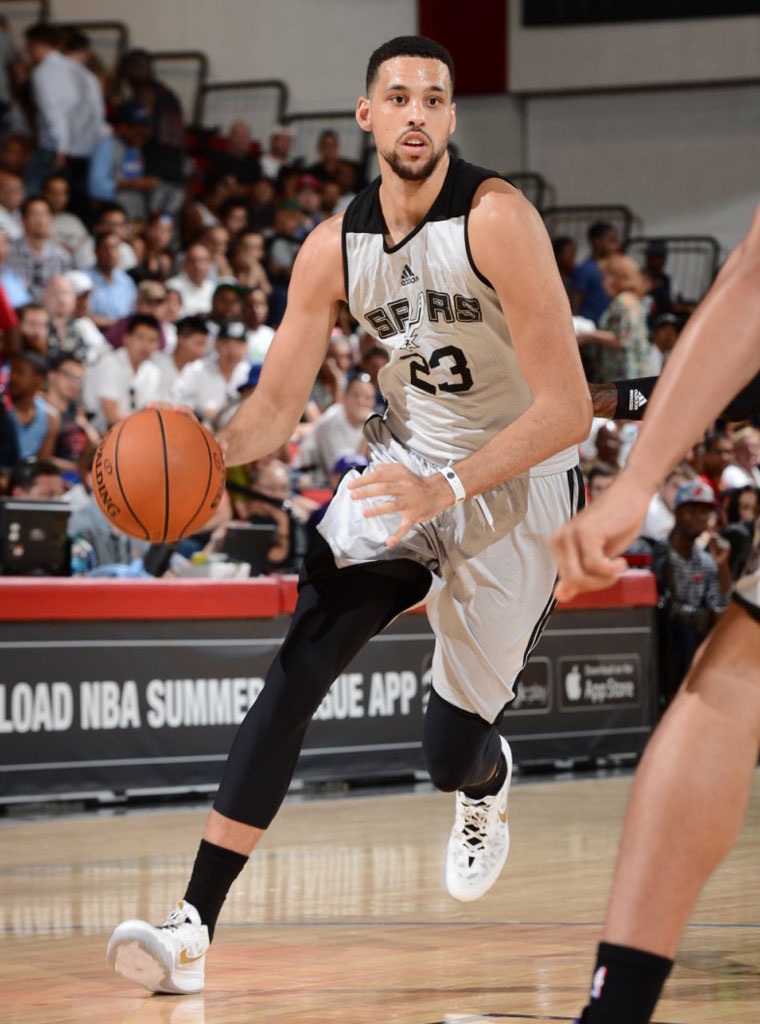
365;36;455;96
125;312;161;337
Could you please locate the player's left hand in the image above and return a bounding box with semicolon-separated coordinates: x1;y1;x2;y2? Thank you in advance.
347;464;453;548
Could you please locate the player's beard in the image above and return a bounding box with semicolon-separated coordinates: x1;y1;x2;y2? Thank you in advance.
382;135;447;182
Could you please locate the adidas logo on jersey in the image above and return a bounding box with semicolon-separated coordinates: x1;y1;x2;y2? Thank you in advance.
629;389;648;411
400;264;419;285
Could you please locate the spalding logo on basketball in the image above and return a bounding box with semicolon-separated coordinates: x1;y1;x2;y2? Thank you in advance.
92;408;226;543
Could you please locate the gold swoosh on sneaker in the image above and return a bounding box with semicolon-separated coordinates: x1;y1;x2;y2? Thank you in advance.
498;809;507;823
179;948;204;965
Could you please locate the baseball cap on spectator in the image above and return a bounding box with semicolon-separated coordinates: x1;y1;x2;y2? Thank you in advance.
64;270;93;296
279;199;302;212
115;100;151;125
216;320;247;341
238;363;263;393
214;279;245;297
674;480;716;510
297;174;320;191
653;312;679;330
137;280;166;305
332;454;368;476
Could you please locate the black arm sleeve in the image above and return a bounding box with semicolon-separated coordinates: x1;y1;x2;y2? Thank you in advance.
613;370;760;422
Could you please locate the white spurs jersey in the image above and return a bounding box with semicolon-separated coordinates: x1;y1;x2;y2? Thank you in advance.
342;158;576;473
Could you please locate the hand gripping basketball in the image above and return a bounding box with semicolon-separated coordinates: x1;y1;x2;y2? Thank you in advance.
92;407;226;543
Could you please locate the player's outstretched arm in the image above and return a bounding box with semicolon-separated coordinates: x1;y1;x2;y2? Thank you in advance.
217;217;345;467
551;201;760;600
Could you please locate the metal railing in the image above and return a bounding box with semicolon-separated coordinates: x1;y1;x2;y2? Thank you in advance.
148;50;209;126
542;204;636;256
502;171;548;211
283;109;370;176
197;78;288;141
626;234;720;306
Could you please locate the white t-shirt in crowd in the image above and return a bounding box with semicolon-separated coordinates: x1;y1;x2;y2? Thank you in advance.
171;352;251;418
89;346;161;431
721;463;760;490
247;324;275;364
307;402;364;481
641;492;675;541
164;273;215;317
152;350;184;403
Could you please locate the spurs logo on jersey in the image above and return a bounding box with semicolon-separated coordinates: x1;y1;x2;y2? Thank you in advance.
341;157;576;471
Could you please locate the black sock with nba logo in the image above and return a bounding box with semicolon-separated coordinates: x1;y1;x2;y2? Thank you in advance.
580;942;673;1024
183;839;248;942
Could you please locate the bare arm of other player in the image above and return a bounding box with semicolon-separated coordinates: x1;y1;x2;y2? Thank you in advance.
216;216;345;466
551;200;760;600
350;180;593;546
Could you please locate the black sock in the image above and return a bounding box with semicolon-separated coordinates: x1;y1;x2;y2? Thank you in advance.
184;839;248;942
581;941;673;1024
462;751;507;800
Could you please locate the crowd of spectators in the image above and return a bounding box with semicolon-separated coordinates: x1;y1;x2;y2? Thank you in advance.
562;220;757;707
0;22;374;580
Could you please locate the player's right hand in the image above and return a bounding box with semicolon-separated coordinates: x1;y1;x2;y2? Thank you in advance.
550;470;654;601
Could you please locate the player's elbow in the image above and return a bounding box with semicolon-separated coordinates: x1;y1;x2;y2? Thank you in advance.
565;391;593;446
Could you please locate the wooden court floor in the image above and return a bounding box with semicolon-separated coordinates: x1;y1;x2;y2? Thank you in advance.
2;771;760;1024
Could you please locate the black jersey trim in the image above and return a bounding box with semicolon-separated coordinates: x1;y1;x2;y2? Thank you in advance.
340;212;351;312
464;176;503;292
381;158;456;255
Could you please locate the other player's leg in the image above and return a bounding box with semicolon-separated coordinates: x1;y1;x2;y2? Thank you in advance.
577;597;760;1023
107;534;432;993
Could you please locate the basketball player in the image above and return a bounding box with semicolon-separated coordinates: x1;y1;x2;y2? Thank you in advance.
550;203;760;1024
107;35;592;994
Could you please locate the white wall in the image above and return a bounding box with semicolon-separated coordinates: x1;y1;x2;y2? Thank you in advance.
509;5;760;93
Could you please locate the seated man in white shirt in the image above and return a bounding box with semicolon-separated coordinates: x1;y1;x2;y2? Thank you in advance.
721;427;760;490
172;319;251;424
153;315;209;402
89;312;161;431
300;372;376;484
164;243;215;317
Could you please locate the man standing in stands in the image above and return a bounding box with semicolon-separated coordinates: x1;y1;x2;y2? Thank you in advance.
569;221;621;324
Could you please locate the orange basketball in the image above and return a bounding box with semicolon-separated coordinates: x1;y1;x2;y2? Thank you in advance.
92;408;226;543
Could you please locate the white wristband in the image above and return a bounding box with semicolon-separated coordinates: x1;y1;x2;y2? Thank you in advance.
438;466;466;505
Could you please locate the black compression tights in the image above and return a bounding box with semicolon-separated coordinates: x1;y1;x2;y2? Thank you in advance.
213;534;505;829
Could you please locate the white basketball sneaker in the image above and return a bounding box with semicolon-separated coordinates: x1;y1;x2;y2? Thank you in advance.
445;735;513;902
107;899;209;994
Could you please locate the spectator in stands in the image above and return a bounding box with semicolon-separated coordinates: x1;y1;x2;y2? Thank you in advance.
720;426;760;490
173;319;251;423
43;173;89;255
16;302;49;357
248;177;275;233
642;239;672;325
590;254;652;382
8;196;71;301
307;128;365;191
553;235;576;293
120;49;185;206
75;202;137;272
587;463;618;502
89;312;161;431
721;485;760;582
43;352;99;473
0;170;24;242
43;275;88;363
211;121;261;188
303;372;376;483
24;23;106;212
641;461;695;542
87;100;156;222
130;212;176;284
231;229;270;294
217;196;250;242
267;200;303;325
650;311;680;374
86;230;137;329
582;420;624;478
0;227;31;307
0;137;32;179
153;314;209;402
260;124;294;182
8;455;64;499
165;242;215;316
63;269;109;365
7;349;55;458
569;220;620;324
320;180;341;219
0;18;13;139
107;279;169;351
242;287;274;364
192;226;227;280
294;174;324;237
358;344;389;410
650;480;730;705
697;430;734;495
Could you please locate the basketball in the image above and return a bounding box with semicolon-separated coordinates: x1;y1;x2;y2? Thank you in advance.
91;408;226;544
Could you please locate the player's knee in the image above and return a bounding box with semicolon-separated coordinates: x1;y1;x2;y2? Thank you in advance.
423;742;472;792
